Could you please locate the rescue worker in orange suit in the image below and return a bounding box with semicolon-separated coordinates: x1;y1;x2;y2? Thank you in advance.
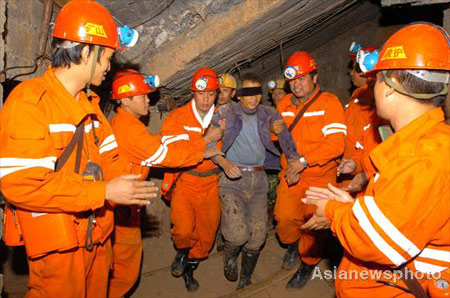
302;23;450;297
337;44;391;193
271;51;346;289
108;69;223;297
161;67;223;292
0;1;158;297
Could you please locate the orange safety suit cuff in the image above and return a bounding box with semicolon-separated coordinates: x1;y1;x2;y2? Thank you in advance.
87;181;106;210
324;200;351;222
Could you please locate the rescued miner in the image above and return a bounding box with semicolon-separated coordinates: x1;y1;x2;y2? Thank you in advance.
213;73;300;290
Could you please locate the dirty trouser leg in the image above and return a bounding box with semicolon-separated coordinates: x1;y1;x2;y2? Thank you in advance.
244;171;269;251
220;174;250;247
109;207;142;298
220;171;268;250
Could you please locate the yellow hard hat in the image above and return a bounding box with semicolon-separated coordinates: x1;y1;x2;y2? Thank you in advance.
268;79;285;92
219;73;237;89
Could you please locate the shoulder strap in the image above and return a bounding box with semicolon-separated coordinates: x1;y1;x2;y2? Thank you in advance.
55;119;85;173
400;266;429;298
288;91;322;133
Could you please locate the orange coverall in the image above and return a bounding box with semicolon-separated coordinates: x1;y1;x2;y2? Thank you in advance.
325;108;450;297
341;85;380;185
108;107;205;297
161;99;220;260
0;68;129;297
274;87;346;265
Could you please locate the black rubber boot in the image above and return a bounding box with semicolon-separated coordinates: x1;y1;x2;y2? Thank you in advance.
183;259;200;292
236;249;260;291
282;241;299;270
286;262;316;290
171;248;189;277
216;232;224;252
223;241;240;281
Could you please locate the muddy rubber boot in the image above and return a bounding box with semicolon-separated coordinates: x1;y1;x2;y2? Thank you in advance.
183;259;200;292
236;249;260;291
171;248;189;277
216;232;224;252
286;262;315;290
223;242;240;281
282;241;299;270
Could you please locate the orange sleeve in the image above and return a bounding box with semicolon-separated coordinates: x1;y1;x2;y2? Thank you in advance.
325;159;448;268
161;109;207;152
94;106;131;182
117;122;204;169
303;96;346;166
0;96;105;213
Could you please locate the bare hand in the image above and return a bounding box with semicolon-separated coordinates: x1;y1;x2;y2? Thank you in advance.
337;158;356;176
300;197;330;230
218;119;226;131
341;172;366;193
106;174;158;206
270;119;284;135
286;171;300;186
218;157;241;179
203;126;224;144
203;146;223;159
286;158;306;177
305;183;354;203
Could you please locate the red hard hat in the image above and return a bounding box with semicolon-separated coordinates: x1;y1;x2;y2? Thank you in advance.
190;67;220;92
53;0;122;50
284;51;318;81
111;69;154;100
373;23;450;72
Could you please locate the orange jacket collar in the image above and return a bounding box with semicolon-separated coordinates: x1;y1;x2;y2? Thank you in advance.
116;107;142;126
43;68;100;126
370;108;445;170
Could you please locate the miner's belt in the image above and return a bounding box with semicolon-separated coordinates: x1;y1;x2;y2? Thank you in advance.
186;168;221;177
238;166;264;172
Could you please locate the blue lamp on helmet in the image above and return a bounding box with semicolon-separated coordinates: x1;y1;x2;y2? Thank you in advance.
349;42;362;54
118;26;139;48
356;49;380;73
144;74;160;88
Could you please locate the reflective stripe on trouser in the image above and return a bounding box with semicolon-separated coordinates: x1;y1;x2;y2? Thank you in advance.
219;171;269;251
26;239;112;298
274;171;332;265
170;174;220;259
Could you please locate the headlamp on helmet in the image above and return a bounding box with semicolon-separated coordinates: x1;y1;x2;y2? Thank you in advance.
284;66;298;80
357;49;380;73
267;80;277;89
349;42;362;54
195;77;208;91
144;74;160;88
118;26;139;48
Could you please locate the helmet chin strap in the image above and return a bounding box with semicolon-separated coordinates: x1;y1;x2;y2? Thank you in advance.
86;45;100;99
382;71;448;100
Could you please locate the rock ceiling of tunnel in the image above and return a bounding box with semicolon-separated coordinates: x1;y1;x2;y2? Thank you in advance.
96;0;379;98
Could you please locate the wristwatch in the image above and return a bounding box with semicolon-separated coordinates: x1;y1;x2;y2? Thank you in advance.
299;156;308;167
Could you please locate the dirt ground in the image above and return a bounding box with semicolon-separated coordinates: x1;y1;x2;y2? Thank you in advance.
2;231;338;298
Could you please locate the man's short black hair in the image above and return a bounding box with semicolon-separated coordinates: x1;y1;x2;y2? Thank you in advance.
380;70;446;107
51;37;105;68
